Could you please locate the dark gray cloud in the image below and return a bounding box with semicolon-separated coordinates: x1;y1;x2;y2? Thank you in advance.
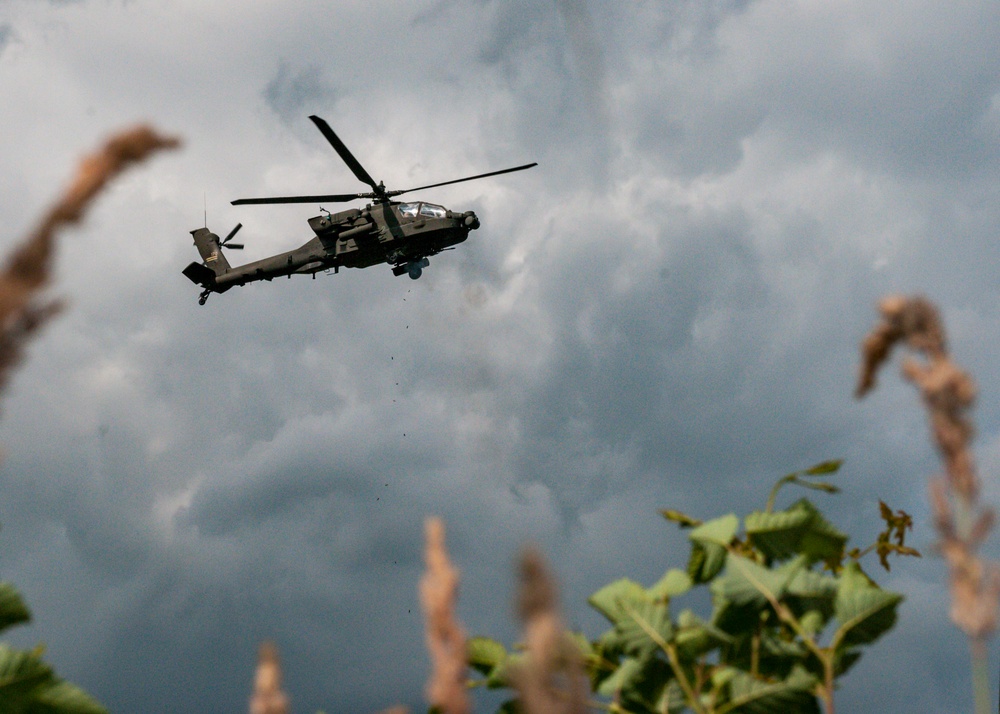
0;1;999;713
476;0;553;68
622;1;1000;181
263;61;338;125
554;0;611;183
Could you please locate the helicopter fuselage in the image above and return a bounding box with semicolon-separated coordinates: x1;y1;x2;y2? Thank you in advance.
182;114;532;304
184;200;480;301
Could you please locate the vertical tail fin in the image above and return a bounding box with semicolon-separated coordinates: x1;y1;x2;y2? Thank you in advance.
190;227;232;275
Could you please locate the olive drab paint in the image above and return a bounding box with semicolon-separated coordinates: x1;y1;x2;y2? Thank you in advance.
183;115;535;305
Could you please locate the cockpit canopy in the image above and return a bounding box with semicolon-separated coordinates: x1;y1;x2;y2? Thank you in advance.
399;202;447;219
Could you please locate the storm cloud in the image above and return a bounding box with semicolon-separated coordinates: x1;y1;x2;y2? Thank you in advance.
0;1;999;712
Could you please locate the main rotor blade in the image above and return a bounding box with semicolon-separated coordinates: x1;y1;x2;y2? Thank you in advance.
231;193;369;206
308;115;379;192
393;162;538;196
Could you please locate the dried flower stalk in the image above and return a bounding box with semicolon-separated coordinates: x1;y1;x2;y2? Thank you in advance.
249;641;289;714
0;124;179;395
858;295;999;712
511;547;586;714
419;517;470;714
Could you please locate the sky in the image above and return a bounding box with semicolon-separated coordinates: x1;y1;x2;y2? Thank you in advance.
2;0;1000;712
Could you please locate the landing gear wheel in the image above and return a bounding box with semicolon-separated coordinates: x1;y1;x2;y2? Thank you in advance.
198;290;211;305
408;266;422;280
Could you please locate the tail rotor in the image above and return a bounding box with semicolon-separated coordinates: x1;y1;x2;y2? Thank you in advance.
220;223;244;250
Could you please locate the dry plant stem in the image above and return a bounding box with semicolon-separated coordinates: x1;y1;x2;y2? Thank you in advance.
0;125;179;395
858;295;999;714
419;518;470;714
249;642;289;714
662;642;704;714
513;547;587;714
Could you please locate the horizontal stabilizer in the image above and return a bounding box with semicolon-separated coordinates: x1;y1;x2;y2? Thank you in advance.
183;262;216;287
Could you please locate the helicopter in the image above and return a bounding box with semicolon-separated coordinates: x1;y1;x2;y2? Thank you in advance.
183;115;536;305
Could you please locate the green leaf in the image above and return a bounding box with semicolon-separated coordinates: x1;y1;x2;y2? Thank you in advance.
713;554;798;609
765;461;843;513
615;598;674;660
0;642;106;713
0;583;31;633
0;644;54;705
795;501;848;564
467;636;507;677
790;479;840;495
745;508;812;561
786;567;837;605
588;579;648;624
832;562;903;649
596;656;644;698
720;665;820;714
656;678;688;714
487;652;525;689
832;647;863;677
648;569;693;602
711;555;804;634
746;500;846;564
28;679;108;714
596;655;643;700
597;656;672;713
674;609;732;659
798;610;825;636
585;635;620;692
758;629;808;661
804;460;842;476
688;515;739;584
690;514;740;547
688;541;728;585
717;629;807;681
712;665;738;690
660;510;703;528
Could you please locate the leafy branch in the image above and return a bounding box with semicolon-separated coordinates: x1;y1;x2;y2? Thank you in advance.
470;461;911;714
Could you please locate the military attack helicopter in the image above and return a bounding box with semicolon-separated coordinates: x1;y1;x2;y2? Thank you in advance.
183;115;536;305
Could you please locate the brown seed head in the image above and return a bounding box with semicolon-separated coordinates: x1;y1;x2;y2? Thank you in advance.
249;641;289;714
419;518;469;714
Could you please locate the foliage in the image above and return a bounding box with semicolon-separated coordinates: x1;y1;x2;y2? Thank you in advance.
0;580;106;713
469;461;917;714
